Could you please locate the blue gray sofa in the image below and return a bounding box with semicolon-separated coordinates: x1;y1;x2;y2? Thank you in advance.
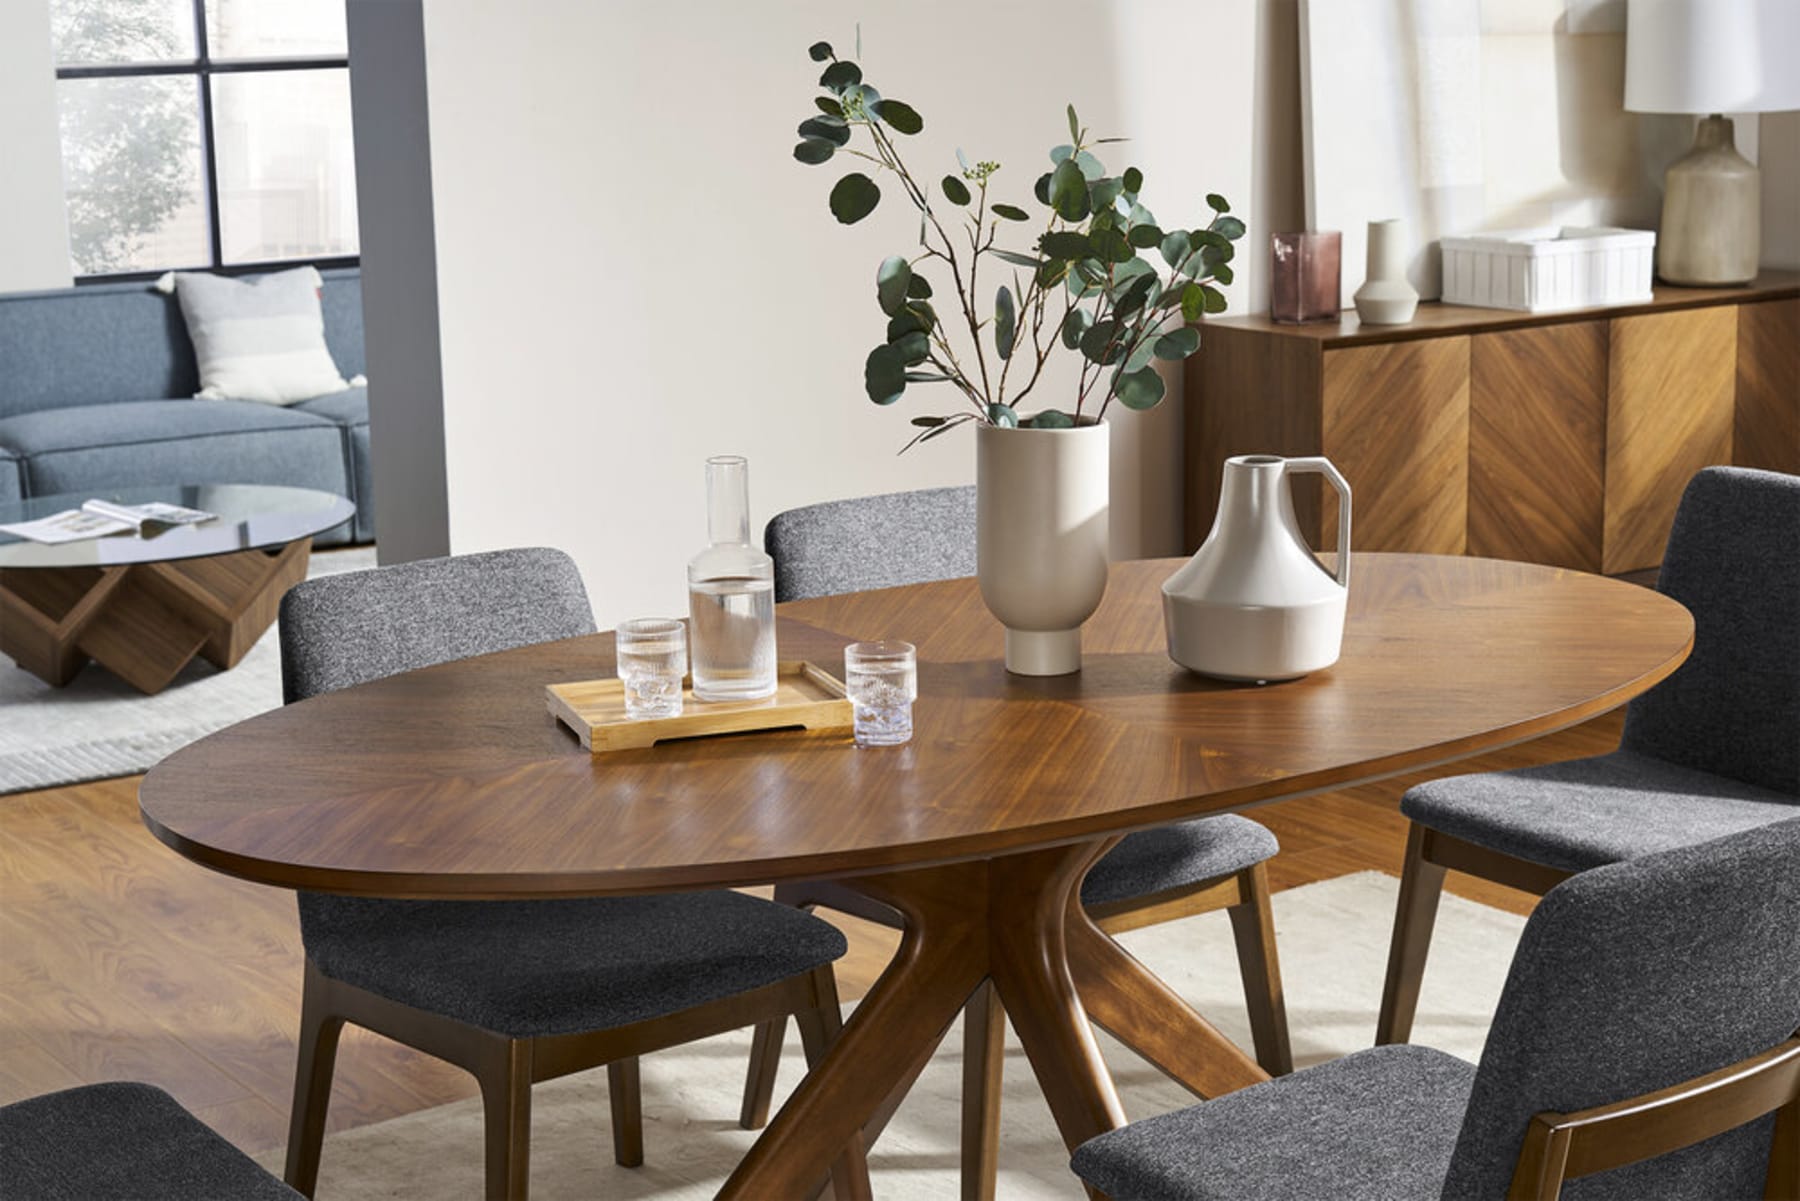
0;267;373;544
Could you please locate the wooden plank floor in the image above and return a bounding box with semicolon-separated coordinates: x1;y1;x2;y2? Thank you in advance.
0;709;1622;1156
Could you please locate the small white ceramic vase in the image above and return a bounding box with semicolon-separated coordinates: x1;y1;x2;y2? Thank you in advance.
1162;454;1351;682
976;420;1109;676
1354;218;1419;325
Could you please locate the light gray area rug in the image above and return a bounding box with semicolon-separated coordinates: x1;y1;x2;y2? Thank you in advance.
263;871;1528;1199
0;547;378;794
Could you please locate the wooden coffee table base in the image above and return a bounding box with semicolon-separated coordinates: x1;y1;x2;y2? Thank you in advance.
0;539;311;695
719;840;1271;1200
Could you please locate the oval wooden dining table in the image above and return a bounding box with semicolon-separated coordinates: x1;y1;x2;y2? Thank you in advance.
140;554;1693;1198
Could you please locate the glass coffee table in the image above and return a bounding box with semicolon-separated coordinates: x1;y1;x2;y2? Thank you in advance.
0;483;355;694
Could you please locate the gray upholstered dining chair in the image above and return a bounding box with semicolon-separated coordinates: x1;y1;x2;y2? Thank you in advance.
1377;466;1800;1046
276;548;867;1200
1;1082;304;1200
741;486;1292;1192
1072;816;1800;1201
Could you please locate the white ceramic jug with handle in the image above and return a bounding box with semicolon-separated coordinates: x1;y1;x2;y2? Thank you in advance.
1162;454;1352;682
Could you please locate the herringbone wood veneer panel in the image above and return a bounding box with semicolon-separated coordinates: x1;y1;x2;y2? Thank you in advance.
1604;307;1736;574
1321;337;1471;553
1735;298;1800;475
1468;321;1608;570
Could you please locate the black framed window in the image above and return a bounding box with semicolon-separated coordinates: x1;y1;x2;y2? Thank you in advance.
51;0;359;282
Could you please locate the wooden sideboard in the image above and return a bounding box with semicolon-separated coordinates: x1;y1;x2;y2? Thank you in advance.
1185;272;1800;574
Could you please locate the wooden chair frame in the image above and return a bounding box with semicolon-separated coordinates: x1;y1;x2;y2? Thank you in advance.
739;861;1292;1201
1377;823;1573;1046
1506;1034;1800;1200
284;958;870;1201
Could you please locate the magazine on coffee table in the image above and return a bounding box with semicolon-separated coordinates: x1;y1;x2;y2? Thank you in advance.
0;499;216;544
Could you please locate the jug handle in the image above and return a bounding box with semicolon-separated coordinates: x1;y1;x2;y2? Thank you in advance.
1282;457;1352;587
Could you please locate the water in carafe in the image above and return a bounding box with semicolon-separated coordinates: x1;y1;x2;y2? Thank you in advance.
687;456;778;701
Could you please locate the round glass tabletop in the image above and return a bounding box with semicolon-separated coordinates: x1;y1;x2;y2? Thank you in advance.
0;484;356;569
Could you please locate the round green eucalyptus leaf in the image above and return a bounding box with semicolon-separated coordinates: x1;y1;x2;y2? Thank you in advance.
1050;144;1074;165
1153;327;1201;360
1210;215;1247;241
1114;272;1157;317
1160;229;1192;270
830;173;881;224
1090;177;1124;210
876;256;912;316
809;41;834;61
1075;150;1105;181
819;61;862;92
1113;365;1166;410
988;403;1019;428
1206;192;1230;212
1034;258;1068;289
1127;222;1163;249
1122;166;1143;194
941;175;972;205
1061;307;1092;348
794;139;835;165
1026;408;1075;429
994;285;1017;361
1180;282;1206;322
841;83;882;114
865;344;905;405
992;203;1030;222
1034;172;1053;205
891;332;932;365
1050;159;1089;221
906;274;933;299
1089;226;1133;264
911;415;946;427
798;116;850;146
1212;263;1235;286
1114;256;1155;282
1040;230;1091;260
1080;318;1121;364
1202;284;1228;313
814;97;844;117
886;309;927;341
875;98;924;134
1127;201;1157;229
1124;334;1158;375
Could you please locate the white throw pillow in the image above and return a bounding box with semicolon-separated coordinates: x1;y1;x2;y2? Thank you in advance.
155;266;364;405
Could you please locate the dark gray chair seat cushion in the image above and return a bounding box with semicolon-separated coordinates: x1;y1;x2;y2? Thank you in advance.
292;386;373;541
0;444;21;504
0;399;349;500
1402;748;1798;873
300;890;849;1038
1071;1044;1477;1201
764;485;977;602
1082;815;1279;907
0;1082;301;1200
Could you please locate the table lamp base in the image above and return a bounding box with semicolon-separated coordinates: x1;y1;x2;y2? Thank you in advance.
1658;115;1760;287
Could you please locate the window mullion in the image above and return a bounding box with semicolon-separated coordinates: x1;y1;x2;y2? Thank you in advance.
191;0;224;269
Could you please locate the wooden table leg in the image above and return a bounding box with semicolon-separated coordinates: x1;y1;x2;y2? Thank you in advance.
1067;900;1271;1098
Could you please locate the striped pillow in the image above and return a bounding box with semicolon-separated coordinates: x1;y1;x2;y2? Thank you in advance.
155;267;361;405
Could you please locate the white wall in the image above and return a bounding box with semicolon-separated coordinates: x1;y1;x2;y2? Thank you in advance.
394;0;1256;625
0;0;72;292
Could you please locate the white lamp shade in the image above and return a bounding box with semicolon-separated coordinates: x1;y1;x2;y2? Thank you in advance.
1625;0;1800;113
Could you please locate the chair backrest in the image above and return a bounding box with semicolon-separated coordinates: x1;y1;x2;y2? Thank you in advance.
278;546;595;702
1622;467;1800;796
763;485;976;602
1442;816;1800;1199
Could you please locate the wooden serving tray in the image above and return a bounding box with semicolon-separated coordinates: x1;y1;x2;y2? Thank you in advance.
547;660;852;752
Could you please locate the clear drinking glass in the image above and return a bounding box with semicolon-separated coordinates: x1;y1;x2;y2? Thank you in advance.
616;618;687;720
844;641;917;748
687;456;778;702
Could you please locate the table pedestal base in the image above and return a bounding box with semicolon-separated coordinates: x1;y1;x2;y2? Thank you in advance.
721;840;1272;1199
0;540;311;694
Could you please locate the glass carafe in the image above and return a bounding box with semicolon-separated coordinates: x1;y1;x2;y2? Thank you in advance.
687;455;778;701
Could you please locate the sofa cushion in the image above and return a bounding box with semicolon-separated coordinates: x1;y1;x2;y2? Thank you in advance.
0;445;22;505
0;399;348;496
0;268;362;420
293;387;373;541
159;267;356;404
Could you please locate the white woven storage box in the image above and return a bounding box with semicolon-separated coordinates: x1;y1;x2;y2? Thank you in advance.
1440;227;1655;312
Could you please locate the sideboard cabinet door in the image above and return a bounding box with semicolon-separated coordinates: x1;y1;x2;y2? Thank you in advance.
1735;298;1800;475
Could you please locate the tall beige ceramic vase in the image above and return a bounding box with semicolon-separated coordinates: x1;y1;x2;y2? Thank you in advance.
976;421;1110;676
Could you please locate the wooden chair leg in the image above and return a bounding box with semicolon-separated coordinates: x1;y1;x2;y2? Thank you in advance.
1226;863;1293;1075
794;967;873;1201
1767;1092;1800;1201
740;1017;786;1130
607;1057;644;1167
283;965;346;1198
960;980;1007;1201
1377;823;1449;1046
476;1039;533;1201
